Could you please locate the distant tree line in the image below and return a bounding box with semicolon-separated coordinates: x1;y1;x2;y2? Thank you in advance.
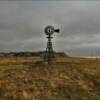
0;51;68;57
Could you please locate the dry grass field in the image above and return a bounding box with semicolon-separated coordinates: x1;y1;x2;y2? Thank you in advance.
0;56;100;100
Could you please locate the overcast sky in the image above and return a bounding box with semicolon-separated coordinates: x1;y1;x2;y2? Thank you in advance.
0;1;100;57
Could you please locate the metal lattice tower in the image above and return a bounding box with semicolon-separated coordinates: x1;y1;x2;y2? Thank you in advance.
44;25;60;64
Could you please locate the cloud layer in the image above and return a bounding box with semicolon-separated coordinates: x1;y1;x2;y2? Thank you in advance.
0;1;100;56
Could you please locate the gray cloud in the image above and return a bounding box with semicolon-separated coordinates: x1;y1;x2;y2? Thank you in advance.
0;1;100;56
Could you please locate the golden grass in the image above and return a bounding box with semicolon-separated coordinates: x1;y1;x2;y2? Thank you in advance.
0;56;100;100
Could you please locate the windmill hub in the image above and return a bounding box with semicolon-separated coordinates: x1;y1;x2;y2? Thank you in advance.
44;25;55;35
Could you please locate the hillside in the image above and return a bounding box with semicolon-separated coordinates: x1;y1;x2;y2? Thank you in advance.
0;57;100;100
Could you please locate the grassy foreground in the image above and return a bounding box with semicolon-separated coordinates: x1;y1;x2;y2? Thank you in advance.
0;56;100;100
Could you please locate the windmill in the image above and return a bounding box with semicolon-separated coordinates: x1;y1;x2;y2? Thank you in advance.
44;25;60;64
